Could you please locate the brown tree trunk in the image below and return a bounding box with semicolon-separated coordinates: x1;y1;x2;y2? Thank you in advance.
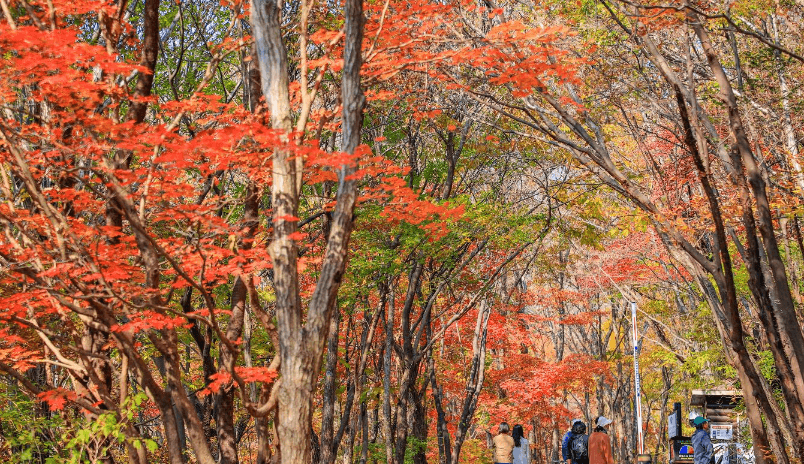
691;273;782;464
382;304;396;464
320;308;341;464
215;277;249;464
92;0;162;459
409;387;429;464
346;295;385;464
128;0;160;124
255;383;275;464
161;334;217;464
392;264;424;464
449;303;491;464
157;393;188;464
215;183;258;464
429;354;452;464
672;82;784;464
690;15;804;453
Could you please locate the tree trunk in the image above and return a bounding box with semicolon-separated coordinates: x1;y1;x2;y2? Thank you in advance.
215;277;249;464
393;264;424;464
251;0;365;460
449;303;491;464
348;297;385;464
382;303;396;464
772;14;804;193
429;354;452;464
691;16;804;453
672;83;785;463
158;393;188;464
694;275;781;464
320;309;341;464
128;0;160;124
409;387;429;464
340;305;382;464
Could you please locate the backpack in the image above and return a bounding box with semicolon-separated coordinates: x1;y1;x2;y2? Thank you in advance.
569;433;589;463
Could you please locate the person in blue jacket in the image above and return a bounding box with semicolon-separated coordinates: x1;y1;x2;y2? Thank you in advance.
562;419;583;464
691;416;714;464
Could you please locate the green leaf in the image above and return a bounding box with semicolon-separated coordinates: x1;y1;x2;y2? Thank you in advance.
146;439;159;453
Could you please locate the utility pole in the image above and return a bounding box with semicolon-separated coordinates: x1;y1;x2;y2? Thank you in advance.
631;301;645;455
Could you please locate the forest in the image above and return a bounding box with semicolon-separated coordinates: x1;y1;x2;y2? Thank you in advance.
1;0;803;463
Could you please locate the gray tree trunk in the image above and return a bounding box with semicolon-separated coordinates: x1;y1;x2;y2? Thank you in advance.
251;0;365;461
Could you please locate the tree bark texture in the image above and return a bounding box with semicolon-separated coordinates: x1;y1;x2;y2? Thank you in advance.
251;0;364;460
673;85;784;464
129;0;160;124
448;303;491;464
320;309;341;464
690;14;804;453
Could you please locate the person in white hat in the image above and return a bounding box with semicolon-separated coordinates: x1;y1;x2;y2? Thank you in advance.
588;416;614;464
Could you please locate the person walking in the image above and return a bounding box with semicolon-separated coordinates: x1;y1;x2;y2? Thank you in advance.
486;422;515;464
562;419;583;464
588;416;614;464
567;420;589;464
691;417;714;464
512;424;530;464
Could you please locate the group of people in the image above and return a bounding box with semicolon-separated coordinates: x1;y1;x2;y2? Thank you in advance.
485;423;532;464
561;417;614;464
487;412;715;464
486;416;614;464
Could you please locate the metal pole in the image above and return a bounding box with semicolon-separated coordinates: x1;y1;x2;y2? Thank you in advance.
632;301;644;455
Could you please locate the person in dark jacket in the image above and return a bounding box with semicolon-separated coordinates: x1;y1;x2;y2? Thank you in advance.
691;417;714;464
562;419;583;464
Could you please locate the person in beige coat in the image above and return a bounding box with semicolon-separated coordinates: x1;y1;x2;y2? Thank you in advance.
485;422;515;464
588;416;614;464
